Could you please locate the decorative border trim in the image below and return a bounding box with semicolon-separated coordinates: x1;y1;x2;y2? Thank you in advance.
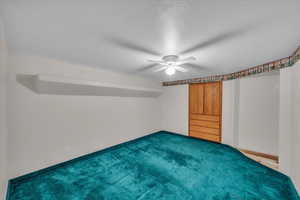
163;47;300;86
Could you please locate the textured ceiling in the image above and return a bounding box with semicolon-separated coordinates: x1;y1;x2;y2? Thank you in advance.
1;0;300;81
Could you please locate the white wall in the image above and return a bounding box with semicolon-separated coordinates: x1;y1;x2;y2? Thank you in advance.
159;82;241;140
291;62;300;191
158;81;242;145
7;54;162;178
160;76;279;157
279;68;292;175
0;19;8;199
5;52;297;192
158;68;300;191
222;79;240;146
279;63;300;192
159;85;188;135
238;74;280;155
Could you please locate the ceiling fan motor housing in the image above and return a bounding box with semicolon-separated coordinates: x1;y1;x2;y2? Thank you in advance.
162;55;179;64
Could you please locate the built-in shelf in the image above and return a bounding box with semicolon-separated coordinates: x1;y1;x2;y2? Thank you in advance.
17;74;163;97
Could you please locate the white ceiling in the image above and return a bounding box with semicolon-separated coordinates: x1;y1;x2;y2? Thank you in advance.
1;0;300;82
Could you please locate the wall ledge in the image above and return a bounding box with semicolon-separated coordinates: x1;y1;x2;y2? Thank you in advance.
16;74;162;98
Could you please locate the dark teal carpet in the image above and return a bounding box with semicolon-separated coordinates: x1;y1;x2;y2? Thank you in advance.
7;131;299;200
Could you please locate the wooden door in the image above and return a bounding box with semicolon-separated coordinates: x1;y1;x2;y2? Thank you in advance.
189;82;222;143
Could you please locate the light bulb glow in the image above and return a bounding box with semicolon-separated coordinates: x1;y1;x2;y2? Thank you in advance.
165;67;176;75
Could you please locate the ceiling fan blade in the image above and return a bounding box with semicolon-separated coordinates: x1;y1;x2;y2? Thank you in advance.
179;29;248;55
154;66;168;72
182;63;210;71
174;66;188;72
147;59;167;66
179;56;196;63
177;57;197;65
148;59;162;63
135;63;159;72
104;36;161;56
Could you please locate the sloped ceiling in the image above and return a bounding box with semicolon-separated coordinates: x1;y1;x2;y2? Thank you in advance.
1;0;300;82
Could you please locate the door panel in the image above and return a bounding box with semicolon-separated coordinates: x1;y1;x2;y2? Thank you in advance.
189;82;222;143
189;114;220;122
189;84;204;114
189;126;219;135
190;131;220;142
204;82;221;115
189;120;220;129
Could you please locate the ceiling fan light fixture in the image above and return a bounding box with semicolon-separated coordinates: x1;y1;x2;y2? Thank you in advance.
148;54;197;76
165;67;176;75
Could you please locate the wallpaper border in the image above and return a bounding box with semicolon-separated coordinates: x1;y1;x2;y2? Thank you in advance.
163;47;300;86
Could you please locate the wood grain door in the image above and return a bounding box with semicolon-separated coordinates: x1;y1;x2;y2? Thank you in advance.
189;82;222;143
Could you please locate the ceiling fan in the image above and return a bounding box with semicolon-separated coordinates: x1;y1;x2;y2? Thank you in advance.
148;55;196;75
105;27;250;76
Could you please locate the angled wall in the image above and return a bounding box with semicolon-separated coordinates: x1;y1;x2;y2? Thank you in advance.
7;54;162;179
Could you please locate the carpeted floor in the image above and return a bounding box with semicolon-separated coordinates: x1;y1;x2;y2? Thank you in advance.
7;131;299;200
